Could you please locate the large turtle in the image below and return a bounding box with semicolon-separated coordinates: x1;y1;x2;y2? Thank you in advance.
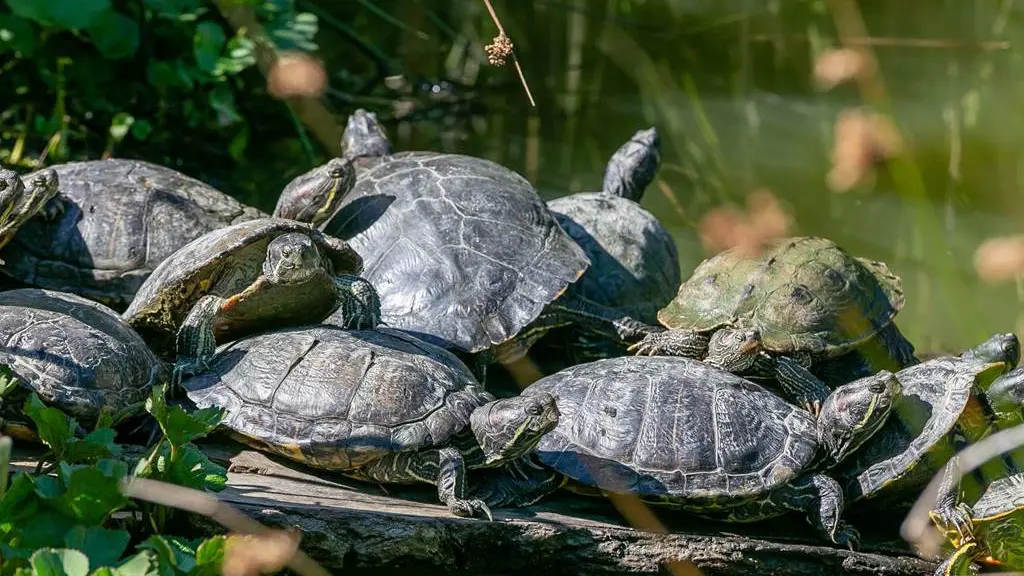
835;333;1022;508
629;236;919;414
471;355;902;547
122;217;381;383
0;166;60;251
532;126;681;371
0;288;166;431
179;324;559;519
273;109;637;382
0;159;274;309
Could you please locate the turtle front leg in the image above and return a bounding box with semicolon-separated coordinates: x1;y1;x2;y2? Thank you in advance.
769;473;860;549
469;455;563;508
331;274;382;330
933;542;980;576
770;355;832;416
173;294;226;387
628;328;710;358
928;457;976;543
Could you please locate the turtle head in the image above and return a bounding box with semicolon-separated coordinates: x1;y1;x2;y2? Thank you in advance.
817;370;902;464
262;233;325;284
0;168;24;222
602;126;661;202
961;332;1021;370
274;158;356;227
470;392;560;466
981;367;1024;429
705;327;762;372
342;109;392;161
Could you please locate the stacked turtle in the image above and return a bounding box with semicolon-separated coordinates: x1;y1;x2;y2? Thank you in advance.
2;108;1024;572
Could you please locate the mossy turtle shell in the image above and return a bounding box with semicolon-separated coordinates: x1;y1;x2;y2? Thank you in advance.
181;325;490;469
0;288;166;423
522;355;817;499
0;159;266;309
123;217;363;357
658;236;905;355
320;151;589;353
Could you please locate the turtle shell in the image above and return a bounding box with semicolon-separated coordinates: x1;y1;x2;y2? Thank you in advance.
521;355;818;501
548;192;680;323
0;159;266;309
835;355;1003;502
181;325;491;469
123;218;363;357
0;288;166;424
319;151;589;353
658;236;905;356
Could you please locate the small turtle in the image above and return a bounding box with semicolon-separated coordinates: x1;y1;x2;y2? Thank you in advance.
471;355;902;547
122;216;381;383
835;333;1022;508
180;324;559;520
273;109;636;382
629;236;918;414
0;166;60;251
534;126;681;370
0;288;166;431
926;459;1024;575
0;159;270;309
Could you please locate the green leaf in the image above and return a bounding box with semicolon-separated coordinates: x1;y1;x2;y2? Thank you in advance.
193;22;226;74
136;536;195;575
56;462;128;525
114;552;157;576
34;475;65;500
143;0;201;18
9;510;76;550
63;527;130;569
88;11;139;59
146;385;223;448
131;120;153;140
0;15;38;56
167;445;226;492
190;537;225;576
108;113;135;143
0;365;19;397
27;548;89;576
24;394;76;457
5;0;49;24
62;428;120;465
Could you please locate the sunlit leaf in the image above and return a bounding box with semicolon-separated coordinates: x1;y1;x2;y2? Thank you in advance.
27;548;89;576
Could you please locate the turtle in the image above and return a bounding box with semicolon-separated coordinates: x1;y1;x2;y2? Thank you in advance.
0;166;60;251
532;126;681;371
0;159;271;310
629;235;919;415
272;109;638;383
834;332;1022;510
468;355;902;547
0;288;166;433
179;324;560;520
121;216;381;384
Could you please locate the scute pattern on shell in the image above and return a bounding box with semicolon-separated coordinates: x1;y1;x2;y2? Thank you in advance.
0;159;267;307
0;288;165;422
321;151;589;353
835;356;980;500
548;192;680;323
523;356;817;500
182;325;491;470
658;236;905;355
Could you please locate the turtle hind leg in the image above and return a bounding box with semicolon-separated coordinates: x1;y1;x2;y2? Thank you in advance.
331;274;382;330
769;355;831;416
768;474;860;549
360;447;492;520
173;294;226;387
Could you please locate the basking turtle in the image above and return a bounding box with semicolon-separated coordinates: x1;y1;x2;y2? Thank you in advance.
533;126;681;370
0;159;271;309
835;333;1021;508
180;324;559;520
122;217;380;383
0;288;166;430
630;236;918;414
273;109;637;382
0;166;60;251
472;355;902;547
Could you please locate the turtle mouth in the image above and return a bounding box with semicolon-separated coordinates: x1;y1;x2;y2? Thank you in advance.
737;338;760;355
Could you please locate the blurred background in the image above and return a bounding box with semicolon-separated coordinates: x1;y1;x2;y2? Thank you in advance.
1;0;1022;355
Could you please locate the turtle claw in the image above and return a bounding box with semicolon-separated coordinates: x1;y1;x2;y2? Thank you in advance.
448;497;493;521
834;523;860;551
40;195;66;221
333;274;382;330
933;503;976;543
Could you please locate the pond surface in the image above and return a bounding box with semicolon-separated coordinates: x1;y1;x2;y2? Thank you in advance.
252;0;1022;357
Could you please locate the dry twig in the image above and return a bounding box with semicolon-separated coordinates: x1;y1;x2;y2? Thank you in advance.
481;0;536;107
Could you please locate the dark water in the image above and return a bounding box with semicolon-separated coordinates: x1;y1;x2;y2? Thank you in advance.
246;0;1024;358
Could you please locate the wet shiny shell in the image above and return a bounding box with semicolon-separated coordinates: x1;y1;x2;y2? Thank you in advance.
658;236;905;356
0;288;166;423
962;473;1024;569
319;151;589;353
123;218;363;357
0;159;266;309
522;355;817;500
836;356;997;502
548;192;680;323
181;325;490;469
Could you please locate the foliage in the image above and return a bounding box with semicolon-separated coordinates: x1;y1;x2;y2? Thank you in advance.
0;368;231;576
0;0;320;184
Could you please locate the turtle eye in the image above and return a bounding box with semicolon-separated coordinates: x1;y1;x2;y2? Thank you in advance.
281;246;292;257
0;181;7;191
869;380;887;394
527;403;544;416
